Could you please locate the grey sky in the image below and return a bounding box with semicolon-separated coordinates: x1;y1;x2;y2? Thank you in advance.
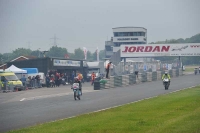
0;0;199;54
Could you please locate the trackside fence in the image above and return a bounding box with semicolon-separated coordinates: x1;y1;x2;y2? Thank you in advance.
98;68;183;90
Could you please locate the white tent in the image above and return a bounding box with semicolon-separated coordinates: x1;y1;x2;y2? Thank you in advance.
5;65;27;73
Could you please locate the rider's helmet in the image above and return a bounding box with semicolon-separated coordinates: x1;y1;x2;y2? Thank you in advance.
165;71;168;75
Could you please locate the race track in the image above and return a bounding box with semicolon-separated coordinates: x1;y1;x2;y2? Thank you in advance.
0;74;199;132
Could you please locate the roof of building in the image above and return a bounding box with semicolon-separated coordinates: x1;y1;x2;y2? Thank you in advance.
112;27;147;30
0;63;6;67
10;55;37;62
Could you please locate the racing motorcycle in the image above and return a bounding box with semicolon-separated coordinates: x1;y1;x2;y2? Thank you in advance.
71;83;81;100
163;78;170;90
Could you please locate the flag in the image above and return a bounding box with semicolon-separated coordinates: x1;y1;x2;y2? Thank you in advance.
96;47;99;61
64;54;69;59
83;47;87;60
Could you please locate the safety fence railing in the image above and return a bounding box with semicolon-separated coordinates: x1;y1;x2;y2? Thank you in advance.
0;83;25;93
95;68;183;90
112;60;182;77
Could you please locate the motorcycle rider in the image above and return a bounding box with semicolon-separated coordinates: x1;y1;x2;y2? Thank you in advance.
73;77;82;95
162;71;171;85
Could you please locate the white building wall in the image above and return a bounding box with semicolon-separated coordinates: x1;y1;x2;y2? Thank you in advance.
113;36;146;42
112;27;147;44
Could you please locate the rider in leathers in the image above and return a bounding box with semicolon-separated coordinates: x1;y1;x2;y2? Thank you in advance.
73;77;82;95
162;71;171;85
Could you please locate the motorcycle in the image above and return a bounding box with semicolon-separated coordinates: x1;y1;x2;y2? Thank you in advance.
163;78;170;90
71;83;81;100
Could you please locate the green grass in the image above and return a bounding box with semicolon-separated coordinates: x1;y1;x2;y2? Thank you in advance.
8;86;200;133
184;65;199;72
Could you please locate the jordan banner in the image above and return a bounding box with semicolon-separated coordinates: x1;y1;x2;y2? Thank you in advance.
121;43;200;57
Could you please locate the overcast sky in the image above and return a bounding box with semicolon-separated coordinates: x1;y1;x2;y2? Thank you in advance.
0;0;199;54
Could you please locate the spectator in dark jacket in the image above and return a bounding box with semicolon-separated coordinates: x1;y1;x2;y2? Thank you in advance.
20;75;26;87
31;76;35;88
46;75;50;88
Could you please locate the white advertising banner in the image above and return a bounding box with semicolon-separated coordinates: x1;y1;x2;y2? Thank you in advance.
53;59;80;67
130;65;134;73
168;64;172;70
152;64;157;72
120;43;200;57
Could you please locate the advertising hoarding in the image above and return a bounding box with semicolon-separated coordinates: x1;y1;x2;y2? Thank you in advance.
53;59;80;67
120;43;200;57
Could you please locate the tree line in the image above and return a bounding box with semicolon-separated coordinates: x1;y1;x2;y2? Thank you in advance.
1;33;200;65
151;33;200;65
0;46;105;64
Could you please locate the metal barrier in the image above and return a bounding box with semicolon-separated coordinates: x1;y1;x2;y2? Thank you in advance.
176;69;179;77
98;69;183;90
147;72;152;82
179;68;183;76
172;69;176;77
169;70;173;78
157;71;162;80
1;83;16;93
152;71;157;81
141;72;147;82
110;77;115;88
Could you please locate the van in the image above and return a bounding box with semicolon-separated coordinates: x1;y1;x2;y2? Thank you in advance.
0;71;23;91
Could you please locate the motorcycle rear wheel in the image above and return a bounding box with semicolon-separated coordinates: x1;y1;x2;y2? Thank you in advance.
74;92;77;100
77;95;80;100
165;84;168;90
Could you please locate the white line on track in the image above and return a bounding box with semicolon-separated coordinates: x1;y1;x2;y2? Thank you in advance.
20;98;25;101
19;90;95;101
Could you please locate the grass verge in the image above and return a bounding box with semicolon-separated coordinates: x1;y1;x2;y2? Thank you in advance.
8;86;200;133
184;65;199;72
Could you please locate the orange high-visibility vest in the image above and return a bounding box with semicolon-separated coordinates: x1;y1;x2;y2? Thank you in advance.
91;73;96;80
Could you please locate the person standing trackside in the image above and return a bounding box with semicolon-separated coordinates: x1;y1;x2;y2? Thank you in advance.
91;72;96;85
31;76;36;88
106;62;112;79
20;75;26;87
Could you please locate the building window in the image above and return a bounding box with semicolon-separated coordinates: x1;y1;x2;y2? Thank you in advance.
114;32;146;37
105;46;113;51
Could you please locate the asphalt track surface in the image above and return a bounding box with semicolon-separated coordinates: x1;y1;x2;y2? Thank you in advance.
0;74;199;132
